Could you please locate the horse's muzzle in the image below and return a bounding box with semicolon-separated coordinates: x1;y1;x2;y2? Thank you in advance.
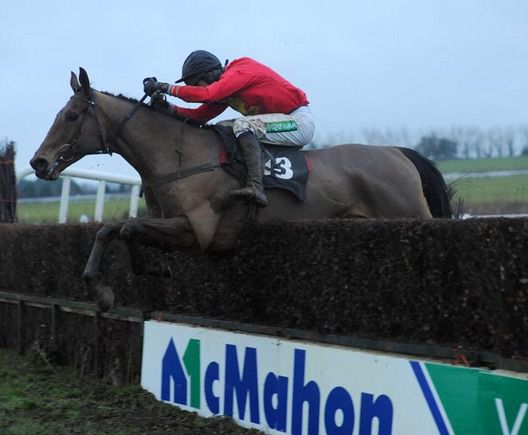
31;143;74;180
30;156;61;180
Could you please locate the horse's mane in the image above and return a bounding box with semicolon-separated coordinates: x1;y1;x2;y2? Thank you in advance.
100;91;207;128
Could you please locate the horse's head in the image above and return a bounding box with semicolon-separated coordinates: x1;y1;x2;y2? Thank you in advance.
30;68;110;180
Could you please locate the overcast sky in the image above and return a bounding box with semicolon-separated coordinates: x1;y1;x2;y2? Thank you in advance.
1;0;527;178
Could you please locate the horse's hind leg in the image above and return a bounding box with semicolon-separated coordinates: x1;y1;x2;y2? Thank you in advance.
82;222;124;311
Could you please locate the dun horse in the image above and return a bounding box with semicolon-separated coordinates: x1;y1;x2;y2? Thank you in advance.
31;68;452;311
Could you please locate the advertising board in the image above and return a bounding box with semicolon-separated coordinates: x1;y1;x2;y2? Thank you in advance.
141;320;528;434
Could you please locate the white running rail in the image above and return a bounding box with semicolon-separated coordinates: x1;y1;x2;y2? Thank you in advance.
16;168;527;222
443;169;528;181
17;167;142;223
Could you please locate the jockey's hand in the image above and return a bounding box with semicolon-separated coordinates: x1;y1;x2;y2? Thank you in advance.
150;92;169;110
143;78;169;95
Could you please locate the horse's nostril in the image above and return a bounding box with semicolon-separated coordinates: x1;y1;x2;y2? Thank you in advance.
30;157;49;171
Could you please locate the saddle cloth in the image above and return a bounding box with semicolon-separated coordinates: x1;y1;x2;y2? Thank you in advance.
212;125;311;202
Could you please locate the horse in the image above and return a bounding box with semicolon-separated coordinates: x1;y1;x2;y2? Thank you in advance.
30;68;452;311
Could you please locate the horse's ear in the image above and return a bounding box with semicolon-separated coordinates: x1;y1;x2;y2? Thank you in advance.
78;67;90;95
70;71;81;93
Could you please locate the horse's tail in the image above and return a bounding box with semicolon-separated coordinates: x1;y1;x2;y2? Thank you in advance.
397;147;454;218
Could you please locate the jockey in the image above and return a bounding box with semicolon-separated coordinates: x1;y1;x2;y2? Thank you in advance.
143;50;315;208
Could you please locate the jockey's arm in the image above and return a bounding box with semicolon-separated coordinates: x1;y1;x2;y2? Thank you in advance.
168;69;251;103
169;101;227;124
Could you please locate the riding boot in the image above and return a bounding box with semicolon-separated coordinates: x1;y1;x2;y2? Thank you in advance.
230;132;269;207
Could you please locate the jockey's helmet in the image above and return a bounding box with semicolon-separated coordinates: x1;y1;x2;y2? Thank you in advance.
176;50;223;86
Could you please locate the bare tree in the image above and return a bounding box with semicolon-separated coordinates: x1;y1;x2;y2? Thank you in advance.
450;127;484;159
361;128;386;146
486;127;506;158
503;127;516;157
360;127;416;147
518;126;528;154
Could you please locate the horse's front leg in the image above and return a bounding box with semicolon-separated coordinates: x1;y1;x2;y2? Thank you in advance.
82;223;124;311
121;216;200;278
83;216;197;312
119;216;197;251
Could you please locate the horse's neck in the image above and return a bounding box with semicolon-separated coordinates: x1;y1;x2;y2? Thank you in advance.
98;93;220;179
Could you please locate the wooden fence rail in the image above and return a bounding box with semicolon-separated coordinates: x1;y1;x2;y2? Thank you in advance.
1;290;527;382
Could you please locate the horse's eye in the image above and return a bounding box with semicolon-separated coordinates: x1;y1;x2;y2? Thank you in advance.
65;111;79;122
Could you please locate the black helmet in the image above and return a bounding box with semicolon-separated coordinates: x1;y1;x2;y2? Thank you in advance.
176;50;223;85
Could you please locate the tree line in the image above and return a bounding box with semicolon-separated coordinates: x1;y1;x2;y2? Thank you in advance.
4;123;528;201
311;125;528;161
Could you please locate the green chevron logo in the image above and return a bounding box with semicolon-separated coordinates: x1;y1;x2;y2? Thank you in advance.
412;361;528;435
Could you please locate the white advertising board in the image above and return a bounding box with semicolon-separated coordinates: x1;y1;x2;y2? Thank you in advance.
141;320;528;434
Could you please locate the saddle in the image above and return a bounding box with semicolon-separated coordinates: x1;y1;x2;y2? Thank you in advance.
212;125;311;202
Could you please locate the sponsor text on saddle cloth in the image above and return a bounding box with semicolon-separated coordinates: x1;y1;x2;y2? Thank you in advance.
213;124;311;202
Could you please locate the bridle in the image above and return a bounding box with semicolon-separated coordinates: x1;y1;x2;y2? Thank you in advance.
61;88;221;187
67;88;111;158
64;87;150;162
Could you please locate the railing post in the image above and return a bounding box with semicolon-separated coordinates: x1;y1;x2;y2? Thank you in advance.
94;180;106;222
50;303;58;351
16;301;24;354
58;176;71;223
93;311;101;378
17;167;143;223
129;185;140;218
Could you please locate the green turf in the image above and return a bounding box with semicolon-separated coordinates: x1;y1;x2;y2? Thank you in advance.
0;348;259;434
17;198;147;224
437;155;528;173
449;175;528;203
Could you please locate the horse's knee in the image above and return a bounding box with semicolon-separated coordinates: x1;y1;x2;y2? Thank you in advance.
95;223;122;242
120;218;145;240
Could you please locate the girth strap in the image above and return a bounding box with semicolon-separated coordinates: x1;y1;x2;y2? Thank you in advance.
143;162;221;187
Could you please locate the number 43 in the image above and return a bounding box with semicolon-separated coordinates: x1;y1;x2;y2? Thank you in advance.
264;157;294;180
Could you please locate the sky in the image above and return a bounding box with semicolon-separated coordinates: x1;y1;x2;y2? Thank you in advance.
1;0;527;179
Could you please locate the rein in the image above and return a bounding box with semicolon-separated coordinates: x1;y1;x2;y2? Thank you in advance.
107;93;149;144
142;162;221;187
141;117;221;188
71;89;221;187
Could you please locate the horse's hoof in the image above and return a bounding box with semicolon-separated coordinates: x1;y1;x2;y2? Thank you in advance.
95;286;115;312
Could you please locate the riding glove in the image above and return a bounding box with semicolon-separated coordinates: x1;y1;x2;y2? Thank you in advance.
150;93;169;110
143;79;170;95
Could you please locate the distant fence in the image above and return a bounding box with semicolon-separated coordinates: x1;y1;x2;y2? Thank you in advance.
16;167;527;223
17;166;141;223
1;290;526;384
443;169;528;181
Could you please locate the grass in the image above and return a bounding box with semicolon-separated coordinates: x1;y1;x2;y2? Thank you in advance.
437;157;528;213
0;348;259;435
449;175;528;203
437;155;528;173
17;198;147;224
